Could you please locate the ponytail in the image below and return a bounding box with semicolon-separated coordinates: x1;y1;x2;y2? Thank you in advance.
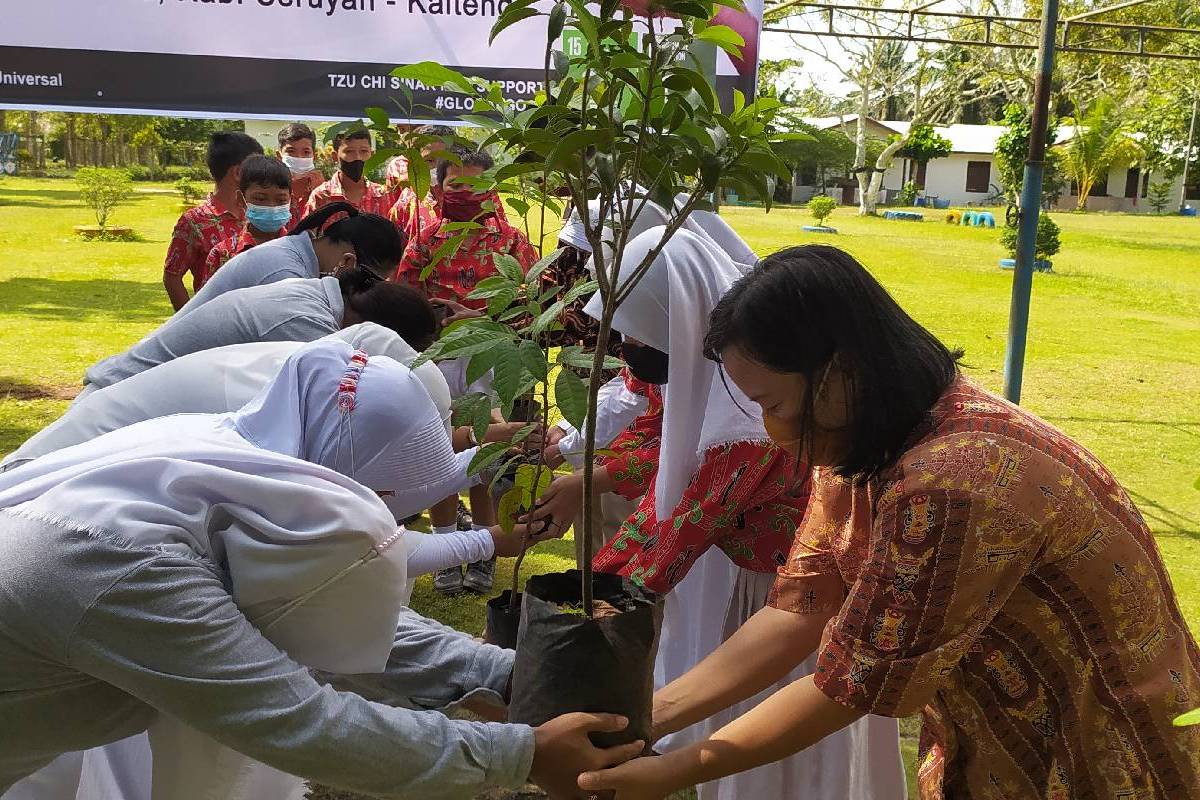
290;201;360;236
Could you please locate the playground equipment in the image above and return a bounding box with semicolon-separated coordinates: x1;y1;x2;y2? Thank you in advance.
957;210;997;228
883;210;924;221
802;225;838;234
945;210;962;224
1000;258;1052;273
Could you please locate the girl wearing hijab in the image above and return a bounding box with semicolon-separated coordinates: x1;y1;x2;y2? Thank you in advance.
578;245;1200;800
176;201;407;317
0;340;643;800
81;269;436;392
529;229;904;800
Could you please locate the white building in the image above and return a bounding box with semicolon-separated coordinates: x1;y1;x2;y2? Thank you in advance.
793;116;1190;212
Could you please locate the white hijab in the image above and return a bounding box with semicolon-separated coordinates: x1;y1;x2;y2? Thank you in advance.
1;323;454;473
559;192;757;273
0;340;459;673
584;227;767;520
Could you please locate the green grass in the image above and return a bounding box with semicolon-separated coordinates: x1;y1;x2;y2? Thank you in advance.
3;178;1199;798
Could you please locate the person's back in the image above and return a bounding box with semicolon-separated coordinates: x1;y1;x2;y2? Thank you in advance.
176;233;318;318
85;278;344;389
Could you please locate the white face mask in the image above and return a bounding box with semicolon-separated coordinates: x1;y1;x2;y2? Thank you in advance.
282;154;314;175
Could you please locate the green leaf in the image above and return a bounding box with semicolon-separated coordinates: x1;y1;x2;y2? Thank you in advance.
488;286;520;316
514;462;554;511
465;338;512;386
562;2;599;51
518;339;549;381
468;442;513;476
496;487;522;534
490;5;542;44
562;278;599;304
526;247;564;286
365;106;390;129
1174;708;1200;727
546;130;609;170
548;3;567;41
696;24;745;58
558;348;622;371
390;62;476;95
492;348;531;409
493;252;527;284
555;368;589;429
506;197;532;218
452;391;495;445
529;299;569;337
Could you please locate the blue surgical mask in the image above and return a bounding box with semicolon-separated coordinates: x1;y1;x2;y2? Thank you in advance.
245;203;292;233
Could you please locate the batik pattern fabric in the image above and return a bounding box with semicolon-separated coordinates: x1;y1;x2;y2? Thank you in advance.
595;437;807;595
601;376;665;501
303;172;391;218
163;195;242;290
395;214;537;311
769;375;1200;800
387;187;440;243
201;227;283;288
537;246;622;362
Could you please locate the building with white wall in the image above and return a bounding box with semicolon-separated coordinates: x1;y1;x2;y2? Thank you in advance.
793;116;1191;212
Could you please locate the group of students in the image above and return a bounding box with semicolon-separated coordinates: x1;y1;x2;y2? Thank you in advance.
1;123;1199;800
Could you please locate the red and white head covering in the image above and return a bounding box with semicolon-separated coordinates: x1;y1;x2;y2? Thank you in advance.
0;340;460;673
584;227;767;521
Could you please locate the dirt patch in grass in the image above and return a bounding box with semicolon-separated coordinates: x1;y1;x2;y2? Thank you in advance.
0;377;79;401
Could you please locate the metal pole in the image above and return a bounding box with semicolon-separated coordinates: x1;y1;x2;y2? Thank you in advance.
1002;0;1058;404
1179;92;1198;214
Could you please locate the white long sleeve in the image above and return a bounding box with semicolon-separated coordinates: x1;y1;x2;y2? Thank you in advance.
557;375;649;468
403;529;495;578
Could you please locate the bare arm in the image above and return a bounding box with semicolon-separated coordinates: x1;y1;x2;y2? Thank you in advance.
163;273;190;311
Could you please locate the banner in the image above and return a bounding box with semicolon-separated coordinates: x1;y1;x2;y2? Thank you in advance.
0;0;762;122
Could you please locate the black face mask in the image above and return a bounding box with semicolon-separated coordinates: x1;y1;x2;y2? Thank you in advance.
339;159;366;182
622;341;669;385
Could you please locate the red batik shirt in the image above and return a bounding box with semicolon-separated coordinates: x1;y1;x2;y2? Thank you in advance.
384;155;409;207
593;374;808;594
769;376;1200;799
163;195;242;291
396;212;538;310
303;171;391;218
388;187;440;242
201;227;285;288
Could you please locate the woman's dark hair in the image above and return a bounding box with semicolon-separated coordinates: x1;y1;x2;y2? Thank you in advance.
291;203;406;279
238;154;291;192
704;244;961;484
337;271;438;351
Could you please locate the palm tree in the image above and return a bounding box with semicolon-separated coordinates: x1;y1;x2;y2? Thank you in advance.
1059;98;1144;211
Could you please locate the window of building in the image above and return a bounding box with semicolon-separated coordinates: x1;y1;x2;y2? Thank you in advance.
1124;167;1141;199
965;160;991;193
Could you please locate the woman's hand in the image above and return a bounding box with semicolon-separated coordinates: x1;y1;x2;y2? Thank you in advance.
543;442;565;470
530;713;644;799
490;520;563;558
577;754;677;800
523;471;585;532
484;420;545;450
430;297;482;327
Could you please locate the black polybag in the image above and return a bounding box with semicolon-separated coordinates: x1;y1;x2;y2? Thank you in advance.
508;569;662;748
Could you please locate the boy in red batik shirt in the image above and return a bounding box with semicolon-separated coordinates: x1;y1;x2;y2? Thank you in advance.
304;129;389;218
162;131;262;311
201;156;293;286
396;145;537;310
386;124;453;241
276;123;325;227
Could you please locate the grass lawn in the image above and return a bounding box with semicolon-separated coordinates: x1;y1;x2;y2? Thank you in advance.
1;178;1197;797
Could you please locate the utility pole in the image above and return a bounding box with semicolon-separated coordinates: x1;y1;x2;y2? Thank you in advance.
1002;0;1059;404
1180;92;1198;214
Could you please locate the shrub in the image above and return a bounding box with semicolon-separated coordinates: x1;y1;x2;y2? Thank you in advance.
807;195;837;226
175;177;204;205
1000;213;1062;263
1149;180;1174;214
898;180;919;206
163;164;211;182
76;167;133;229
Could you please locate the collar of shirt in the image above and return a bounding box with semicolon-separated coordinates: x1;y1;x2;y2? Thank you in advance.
326;171;387;202
319;275;346;325
202;193;240;221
